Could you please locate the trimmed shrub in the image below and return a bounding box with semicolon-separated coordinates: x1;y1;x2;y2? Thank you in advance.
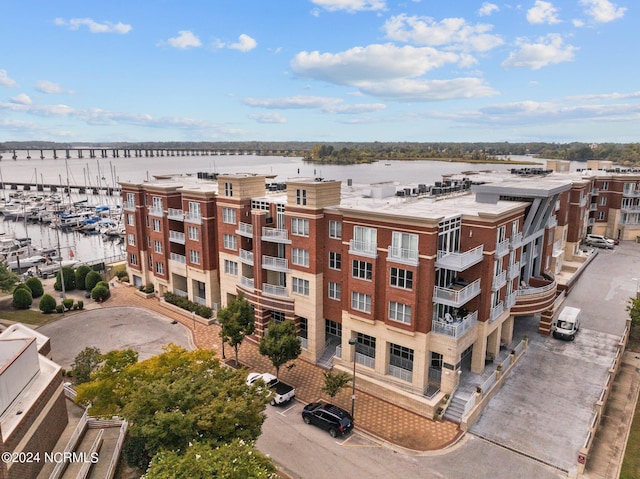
74;265;92;290
39;294;57;314
163;292;212;318
14;283;31;294
54;267;76;292
139;284;154;294
85;271;102;292
55;304;65;313
77;300;84;310
25;277;44;298
62;298;74;310
12;288;33;309
91;284;109;302
115;269;129;281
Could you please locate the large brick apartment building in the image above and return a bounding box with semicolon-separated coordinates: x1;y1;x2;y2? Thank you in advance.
120;163;636;416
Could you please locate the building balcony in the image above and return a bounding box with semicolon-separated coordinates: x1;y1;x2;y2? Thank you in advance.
510;232;523;249
387;245;419;266
505;292;517;309
169;230;185;244
621;204;640;212
623;190;640;197
489;301;505;322
579;196;587;207
492;270;507;291
239;248;254;265
588;218;596;226
262;227;291;244
591;188;600;196
507;261;520;279
149;206;164;217
432;310;478;339
167;208;184;221
239;275;255;290
236;222;253;238
495;238;510;258
123;201;136;211
547;216;557;229
511;276;558;315
169;252;186;264
521;251;529;265
262;283;288;298
433;278;481;307
589;203;597;212
349;240;378;258
435;245;483;272
184;212;202;224
262;255;290;272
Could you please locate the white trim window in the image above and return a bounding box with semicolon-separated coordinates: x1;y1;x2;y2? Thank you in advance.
189;250;200;264
187;226;199;241
224;260;238;275
291;217;309;236
351;292;372;313
127;233;135;246
390;267;413;289
155;262;164;274
153;240;162;254
292;277;310;296
296;189;307;206
152;218;161;232
222;207;236;224
129;253;137;265
329;251;341;270
328;282;341;300
388;301;411;325
329;220;342;239
292;248;310;267
223;234;237;250
126;213;134;226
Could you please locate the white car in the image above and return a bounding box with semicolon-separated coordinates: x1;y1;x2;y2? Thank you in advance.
246;372;277;387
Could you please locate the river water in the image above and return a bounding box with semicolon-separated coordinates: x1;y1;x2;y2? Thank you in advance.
0;152;574;264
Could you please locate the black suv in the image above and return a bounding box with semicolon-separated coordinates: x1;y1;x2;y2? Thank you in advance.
301;401;353;437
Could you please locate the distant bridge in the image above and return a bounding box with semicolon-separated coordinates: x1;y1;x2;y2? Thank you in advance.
0;181;120;195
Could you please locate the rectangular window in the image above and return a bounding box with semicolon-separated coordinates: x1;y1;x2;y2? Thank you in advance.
291;217;309;236
152;196;162;209
152;218;161;232
155;262;164;274
127;233;135;246
224;182;233;197
126;192;135;204
599;196;607;206
601;181;609;191
188;202;201;217
148;255;153;268
329;220;342;239
353;225;377;249
390;231;418;259
352;260;373;280
271;311;286;323
189;250;200;264
328;282;341;300
147;236;151;248
390;267;413;289
223;234;237;250
388;301;412;325
224;260;238;275
222;207;236;224
126;213;134;226
351;292;372;313
389;344;414;372
187;226;199;241
292;248;310;267
129;253;137;265
153;240;162;254
292;277;310;296
296;189;307;206
597;211;605;221
329;251;341;270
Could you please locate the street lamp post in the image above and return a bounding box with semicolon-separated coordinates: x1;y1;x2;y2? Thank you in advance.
348;338;357;419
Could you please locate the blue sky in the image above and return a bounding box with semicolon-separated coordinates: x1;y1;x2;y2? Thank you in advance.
0;0;636;143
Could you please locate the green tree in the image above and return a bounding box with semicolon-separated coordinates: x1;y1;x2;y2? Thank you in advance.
25;276;44;297
74;265;92;290
322;371;351;400
0;261;18;293
258;320;301;379
217;293;255;366
70;346;103;384
12;287;32;309
39;293;57;313
627;296;640;326
142;439;277;479
75;345;269;470
85;270;101;291
54;266;76;291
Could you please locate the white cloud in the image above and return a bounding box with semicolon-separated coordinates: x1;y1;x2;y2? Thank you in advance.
310;0;386;13
579;0;626;23
0;70;17;87
356;77;498;101
526;1;561;25
383;14;503;52
502;34;576;70
10;93;31;105
166;31;202;49
54;17;132;34
229;34;257;52
248;113;287;124
572;19;585;27
36;80;68;94
478;3;499;17
243;95;386;114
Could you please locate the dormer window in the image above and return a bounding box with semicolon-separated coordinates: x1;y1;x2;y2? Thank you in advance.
296;189;307;206
224;182;233;197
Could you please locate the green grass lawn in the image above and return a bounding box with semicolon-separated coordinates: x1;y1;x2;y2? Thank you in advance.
620;322;640;479
0;296;62;327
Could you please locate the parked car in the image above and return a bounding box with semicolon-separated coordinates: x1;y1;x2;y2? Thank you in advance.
246;372;296;405
301;401;353;437
584;234;614;249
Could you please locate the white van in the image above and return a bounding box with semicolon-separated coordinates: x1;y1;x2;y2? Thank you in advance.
552;306;581;340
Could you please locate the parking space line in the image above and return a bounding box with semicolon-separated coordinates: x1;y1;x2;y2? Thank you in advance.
279;403;297;416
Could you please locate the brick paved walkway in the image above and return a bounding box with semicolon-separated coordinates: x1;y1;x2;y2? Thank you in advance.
104;282;462;451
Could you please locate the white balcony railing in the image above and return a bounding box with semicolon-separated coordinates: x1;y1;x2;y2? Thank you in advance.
167;208;184;220
236;222;253;237
239;249;254;265
521;251;529;265
435;245;484;272
517;279;556;296
579;196;587;207
387;245;419;265
510;232;523;249
433;278;481;307
349;240;378;258
123;201;136;211
505;292;517;309
432;310;478;339
262;255;289;271
262;283;288;297
547;216;557;228
184;212;202;224
169;230;186;244
262;227;290;243
489;301;505;322
335;345;342;359
492;270;507;290
299;337;308;350
387;364;413;383
591;188;600;196
149;206;164;217
495;238;510;257
621;204;640;212
507;261;520;279
239;276;255;289
169;252;186;264
355;352;376;369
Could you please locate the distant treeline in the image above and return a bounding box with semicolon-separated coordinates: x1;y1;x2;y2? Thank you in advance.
2;141;639;165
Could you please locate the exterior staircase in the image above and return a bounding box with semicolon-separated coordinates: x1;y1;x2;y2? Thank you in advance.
316;337;340;369
443;393;470;423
